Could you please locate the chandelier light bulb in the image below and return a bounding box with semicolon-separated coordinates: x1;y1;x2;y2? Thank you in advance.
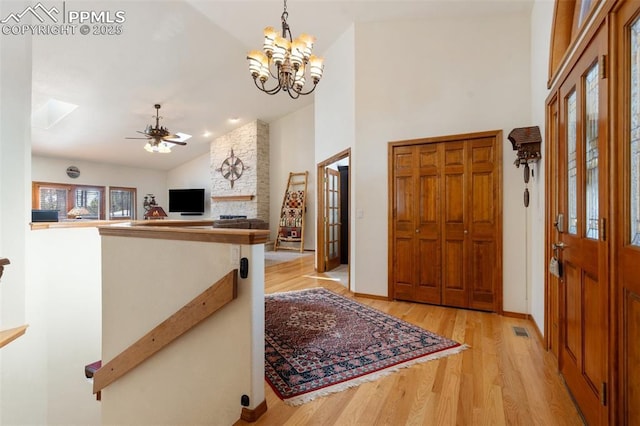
290;39;306;68
272;36;290;66
246;0;324;99
263;26;277;55
259;63;270;82
247;50;268;78
309;54;324;82
298;33;315;59
294;67;306;90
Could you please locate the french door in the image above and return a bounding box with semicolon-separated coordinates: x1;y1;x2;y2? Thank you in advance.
556;23;609;425
324;167;341;271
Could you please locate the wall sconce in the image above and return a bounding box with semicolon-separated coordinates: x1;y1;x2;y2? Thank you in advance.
508;126;542;207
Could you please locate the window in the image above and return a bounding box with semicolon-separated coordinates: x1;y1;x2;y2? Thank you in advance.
109;187;136;220
566;90;578;235
631;17;640;245
32;182;109;221
584;62;599;240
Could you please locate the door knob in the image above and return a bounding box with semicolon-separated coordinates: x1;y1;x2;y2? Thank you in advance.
553;242;567;250
415;229;419;233
464;230;468;234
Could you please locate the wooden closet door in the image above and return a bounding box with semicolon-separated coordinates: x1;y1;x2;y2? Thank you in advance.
442;137;500;310
390;131;502;312
392;145;419;302
442;142;467;307
416;144;443;303
391;144;442;304
468;137;500;311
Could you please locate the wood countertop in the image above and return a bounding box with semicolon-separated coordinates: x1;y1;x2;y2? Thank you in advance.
98;222;269;245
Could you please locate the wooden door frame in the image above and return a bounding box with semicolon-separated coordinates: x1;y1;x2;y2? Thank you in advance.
387;130;503;313
316;149;351;288
544;92;561;358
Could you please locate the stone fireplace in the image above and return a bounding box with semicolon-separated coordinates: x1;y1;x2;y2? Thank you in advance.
210;120;269;221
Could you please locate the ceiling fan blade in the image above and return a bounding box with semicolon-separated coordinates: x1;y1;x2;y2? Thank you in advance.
125;137;151;140
136;130;150;136
168;140;187;146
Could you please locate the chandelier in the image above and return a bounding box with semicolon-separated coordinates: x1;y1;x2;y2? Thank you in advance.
246;0;324;99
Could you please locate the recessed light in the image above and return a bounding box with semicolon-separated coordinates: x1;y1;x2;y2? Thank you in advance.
229;117;240;123
203;131;212;137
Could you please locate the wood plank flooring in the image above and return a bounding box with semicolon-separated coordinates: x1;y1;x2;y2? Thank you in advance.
236;255;584;425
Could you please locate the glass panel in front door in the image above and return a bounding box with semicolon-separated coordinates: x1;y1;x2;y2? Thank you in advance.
567;90;578;235
585;62;599;240
631;17;640;246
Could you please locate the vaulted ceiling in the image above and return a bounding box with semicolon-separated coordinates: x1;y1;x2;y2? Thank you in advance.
28;0;532;171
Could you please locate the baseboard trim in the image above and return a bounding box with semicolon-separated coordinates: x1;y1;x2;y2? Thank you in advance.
353;292;391;301
502;311;529;320
240;399;267;423
529;317;545;347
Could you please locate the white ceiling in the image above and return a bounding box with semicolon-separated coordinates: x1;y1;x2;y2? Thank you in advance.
29;0;533;171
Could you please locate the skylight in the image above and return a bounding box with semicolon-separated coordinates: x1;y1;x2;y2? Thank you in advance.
31;98;78;129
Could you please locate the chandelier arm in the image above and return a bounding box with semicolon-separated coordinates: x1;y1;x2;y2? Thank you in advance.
286;87;301;99
267;61;280;80
291;82;318;96
253;77;283;95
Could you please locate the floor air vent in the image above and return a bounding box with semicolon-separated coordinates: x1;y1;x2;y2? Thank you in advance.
513;326;530;338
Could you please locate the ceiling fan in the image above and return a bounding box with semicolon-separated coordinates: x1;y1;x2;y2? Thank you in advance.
126;104;188;153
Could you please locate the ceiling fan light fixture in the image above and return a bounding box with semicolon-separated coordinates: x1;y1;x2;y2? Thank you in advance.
127;104;188;153
144;141;171;153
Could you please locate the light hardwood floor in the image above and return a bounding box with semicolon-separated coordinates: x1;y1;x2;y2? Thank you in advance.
237;255;584;425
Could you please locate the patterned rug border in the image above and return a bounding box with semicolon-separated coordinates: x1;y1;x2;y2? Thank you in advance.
265;287;469;406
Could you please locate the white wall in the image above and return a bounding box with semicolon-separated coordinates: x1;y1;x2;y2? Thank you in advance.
315;12;533;312
166;152;211;220
315;24;356;274
29;228;102;425
529;0;554;333
100;233;264;425
32;155;168;219
270;104;316;250
0;13;43;424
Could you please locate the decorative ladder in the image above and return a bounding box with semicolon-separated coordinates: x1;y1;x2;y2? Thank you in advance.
274;171;308;253
0;258;29;349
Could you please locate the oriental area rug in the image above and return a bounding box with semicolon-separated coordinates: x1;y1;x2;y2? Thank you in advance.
264;288;467;405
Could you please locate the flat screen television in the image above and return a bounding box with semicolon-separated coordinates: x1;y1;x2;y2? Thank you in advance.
168;188;205;215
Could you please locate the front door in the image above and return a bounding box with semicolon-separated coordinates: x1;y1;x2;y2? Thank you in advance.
616;2;640;423
556;23;609;425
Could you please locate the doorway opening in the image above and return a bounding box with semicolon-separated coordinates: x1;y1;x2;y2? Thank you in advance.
317;148;351;290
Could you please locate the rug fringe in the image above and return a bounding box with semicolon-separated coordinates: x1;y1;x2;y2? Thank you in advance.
267;287;322;296
283;344;470;406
